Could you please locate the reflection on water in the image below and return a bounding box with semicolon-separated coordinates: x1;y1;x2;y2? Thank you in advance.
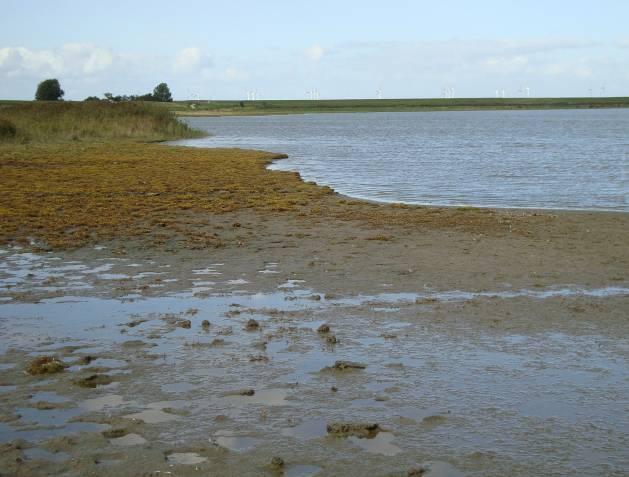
175;109;629;211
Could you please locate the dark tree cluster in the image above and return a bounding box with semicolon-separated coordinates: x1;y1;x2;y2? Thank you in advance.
35;79;65;101
86;83;173;103
34;78;174;103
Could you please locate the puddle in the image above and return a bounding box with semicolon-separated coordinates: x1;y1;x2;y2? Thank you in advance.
0;421;109;443
97;273;129;280
68;358;127;372
29;391;70;404
192;267;222;276
17;406;83;427
123;405;181;424
167;452;208;465
132;272;163;279
212;432;257;453
285;464;322;477
348;432;402;456
23;447;71;463
282;419;328;440
278;280;306;289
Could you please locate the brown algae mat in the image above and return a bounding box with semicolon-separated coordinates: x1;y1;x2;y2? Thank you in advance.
2;141;623;252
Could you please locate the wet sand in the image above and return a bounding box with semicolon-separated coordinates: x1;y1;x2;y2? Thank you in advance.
1;196;628;475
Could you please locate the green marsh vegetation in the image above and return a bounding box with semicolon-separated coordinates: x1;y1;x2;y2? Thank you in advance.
0;101;202;144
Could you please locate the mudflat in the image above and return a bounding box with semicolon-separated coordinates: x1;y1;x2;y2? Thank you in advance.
1;140;628;476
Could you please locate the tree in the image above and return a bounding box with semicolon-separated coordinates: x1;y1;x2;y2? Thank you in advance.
152;83;172;102
84;96;101;102
35;79;64;101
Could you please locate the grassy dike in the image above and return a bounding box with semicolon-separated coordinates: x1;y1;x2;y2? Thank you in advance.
0;100;533;251
165;96;629;116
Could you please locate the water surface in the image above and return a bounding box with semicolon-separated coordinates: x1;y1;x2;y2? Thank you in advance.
177;109;629;211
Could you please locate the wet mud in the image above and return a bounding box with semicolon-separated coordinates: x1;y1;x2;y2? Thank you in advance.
0;245;628;476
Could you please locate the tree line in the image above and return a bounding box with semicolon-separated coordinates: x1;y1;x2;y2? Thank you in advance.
35;79;173;102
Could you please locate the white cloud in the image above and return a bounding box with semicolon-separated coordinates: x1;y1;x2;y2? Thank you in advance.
62;43;115;74
0;44;118;78
0;47;62;77
305;44;325;61
173;47;212;73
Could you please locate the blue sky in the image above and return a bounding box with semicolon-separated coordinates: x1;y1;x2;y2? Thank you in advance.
1;0;628;100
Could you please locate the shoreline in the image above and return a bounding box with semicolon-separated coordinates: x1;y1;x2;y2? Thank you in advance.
268;156;628;214
169;139;629;216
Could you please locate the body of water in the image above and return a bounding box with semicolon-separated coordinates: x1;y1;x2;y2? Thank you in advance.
176;109;628;211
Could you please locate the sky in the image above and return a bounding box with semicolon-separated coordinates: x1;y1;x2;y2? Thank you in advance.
1;0;628;100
